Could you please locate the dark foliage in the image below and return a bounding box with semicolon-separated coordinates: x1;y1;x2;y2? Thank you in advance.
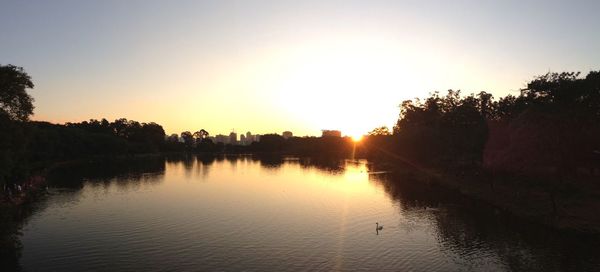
0;64;34;122
383;71;600;179
1;117;166;187
1;64;599;188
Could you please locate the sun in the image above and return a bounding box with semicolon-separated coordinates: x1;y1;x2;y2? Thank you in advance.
271;37;416;138
351;135;363;142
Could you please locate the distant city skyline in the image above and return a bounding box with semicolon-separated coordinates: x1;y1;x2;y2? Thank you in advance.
172;128;353;145
172;128;350;139
1;1;599;137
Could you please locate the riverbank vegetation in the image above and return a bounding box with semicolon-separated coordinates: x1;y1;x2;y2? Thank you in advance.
1;64;599;232
357;70;600;233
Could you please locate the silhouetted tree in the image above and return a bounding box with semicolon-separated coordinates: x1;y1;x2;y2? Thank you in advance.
180;131;194;148
167;133;179;142
192;129;209;145
251;134;285;152
368;126;391;136
0;64;34;121
110;118;130;138
0;65;34;186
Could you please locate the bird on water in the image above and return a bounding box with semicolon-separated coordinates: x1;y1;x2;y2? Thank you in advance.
376;222;383;231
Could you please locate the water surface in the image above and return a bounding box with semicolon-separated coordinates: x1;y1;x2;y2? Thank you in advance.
15;155;600;271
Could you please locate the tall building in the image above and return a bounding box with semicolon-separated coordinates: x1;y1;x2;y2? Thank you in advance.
240;134;246;145
229;132;237;144
214;134;228;144
282;131;293;139
322;130;341;137
246;131;253;144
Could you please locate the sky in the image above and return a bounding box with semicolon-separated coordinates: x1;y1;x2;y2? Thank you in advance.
1;0;599;137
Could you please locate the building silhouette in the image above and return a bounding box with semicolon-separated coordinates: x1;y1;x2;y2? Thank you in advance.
215;134;228;144
322;130;341;137
210;131;261;145
229;132;237;144
245;131;254;144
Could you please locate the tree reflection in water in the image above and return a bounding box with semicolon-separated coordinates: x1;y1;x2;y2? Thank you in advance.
370;168;600;271
2;155;599;271
1;156;165;271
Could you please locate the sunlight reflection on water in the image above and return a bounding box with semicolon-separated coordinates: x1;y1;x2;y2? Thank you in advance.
17;155;600;271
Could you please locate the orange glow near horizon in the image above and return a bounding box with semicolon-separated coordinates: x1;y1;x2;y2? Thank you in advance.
33;36;420;137
19;2;591;137
24;28;538;138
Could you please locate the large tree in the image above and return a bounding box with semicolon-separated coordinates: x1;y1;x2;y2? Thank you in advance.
0;64;35;121
0;65;34;186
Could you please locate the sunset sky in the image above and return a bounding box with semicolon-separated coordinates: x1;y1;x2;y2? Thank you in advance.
1;0;599;136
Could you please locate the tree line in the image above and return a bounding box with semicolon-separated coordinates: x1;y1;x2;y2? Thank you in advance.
1;63;599;188
359;71;600;179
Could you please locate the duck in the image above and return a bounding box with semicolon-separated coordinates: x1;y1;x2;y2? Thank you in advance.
376;222;383;231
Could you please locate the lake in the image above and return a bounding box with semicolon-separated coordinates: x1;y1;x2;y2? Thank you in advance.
11;155;600;271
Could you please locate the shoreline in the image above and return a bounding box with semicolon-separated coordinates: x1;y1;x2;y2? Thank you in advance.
387;163;600;236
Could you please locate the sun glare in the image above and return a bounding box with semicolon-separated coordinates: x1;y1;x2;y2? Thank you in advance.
270;37;418;136
351;135;363;142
